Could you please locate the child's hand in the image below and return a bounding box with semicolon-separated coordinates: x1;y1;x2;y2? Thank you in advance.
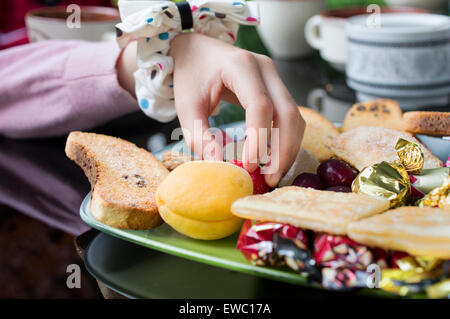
170;33;305;187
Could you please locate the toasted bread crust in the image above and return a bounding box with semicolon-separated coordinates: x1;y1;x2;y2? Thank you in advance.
403;111;450;136
343;99;404;132
66;131;169;229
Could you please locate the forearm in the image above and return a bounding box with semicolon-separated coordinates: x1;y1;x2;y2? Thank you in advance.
0;40;138;139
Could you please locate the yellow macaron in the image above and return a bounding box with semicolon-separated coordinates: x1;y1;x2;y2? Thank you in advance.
156;161;253;240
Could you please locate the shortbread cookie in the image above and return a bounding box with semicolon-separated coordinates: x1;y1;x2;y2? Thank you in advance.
331;126;442;171
66;131;169;229
403;111;450;136
348;207;450;258
231;186;390;235
343;99;404;132
298;107;340;162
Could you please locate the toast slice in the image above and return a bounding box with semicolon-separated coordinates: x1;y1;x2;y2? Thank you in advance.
66;132;169;229
231;186;390;235
403;111;450;136
348;207;450;258
343;99;404;132
298;107;340;162
331;126;442;171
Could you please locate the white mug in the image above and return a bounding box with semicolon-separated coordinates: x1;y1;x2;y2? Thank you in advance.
305;6;426;71
256;0;326;59
25;6;119;42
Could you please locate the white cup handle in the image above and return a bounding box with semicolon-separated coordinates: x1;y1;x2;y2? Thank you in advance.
304;15;323;50
307;88;326;112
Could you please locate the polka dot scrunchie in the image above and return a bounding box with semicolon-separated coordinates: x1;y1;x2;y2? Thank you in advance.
116;0;259;122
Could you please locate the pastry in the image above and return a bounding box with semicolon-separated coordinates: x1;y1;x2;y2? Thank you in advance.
343;99;404;132
231;186;390;235
298;106;340;162
403;111;450;136
331;126;442;171
348;207;450;258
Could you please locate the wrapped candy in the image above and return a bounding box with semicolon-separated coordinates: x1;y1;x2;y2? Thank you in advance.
410;167;450;197
380;257;449;297
352;138;431;208
395;138;424;175
352;161;411;208
236;220;309;267
273;233;320;279
418;176;450;209
313;234;389;289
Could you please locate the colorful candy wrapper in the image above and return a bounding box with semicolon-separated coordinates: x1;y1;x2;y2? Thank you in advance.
313;234;389;289
380;257;449;297
273;233;320;280
352;161;411;208
410;167;450;197
445;156;450;168
418;175;450;209
236;220;309;267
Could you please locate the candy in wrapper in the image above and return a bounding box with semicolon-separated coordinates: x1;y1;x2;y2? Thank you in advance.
410;167;450;196
445;156;450;168
352;161;411;208
418;175;450;209
395;138;424;175
273;233;320;280
313;233;389;290
380;256;448;297
321;268;370;290
236;220;309;267
426;279;450;299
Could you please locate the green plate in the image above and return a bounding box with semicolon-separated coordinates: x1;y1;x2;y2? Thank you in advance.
80;193;399;298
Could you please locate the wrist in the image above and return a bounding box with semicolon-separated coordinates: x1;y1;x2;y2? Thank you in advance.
116;41;138;98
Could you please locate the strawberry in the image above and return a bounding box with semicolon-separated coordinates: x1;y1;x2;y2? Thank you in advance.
230;160;270;194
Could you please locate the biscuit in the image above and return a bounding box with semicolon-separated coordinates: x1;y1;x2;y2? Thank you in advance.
348;207;450;258
343;99;404;132
403;111;450;136
66;131;169;229
331;126;442;171
298;107;340;162
231;186;390;235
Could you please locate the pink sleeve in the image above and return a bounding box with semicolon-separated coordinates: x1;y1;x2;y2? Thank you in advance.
0;40;139;138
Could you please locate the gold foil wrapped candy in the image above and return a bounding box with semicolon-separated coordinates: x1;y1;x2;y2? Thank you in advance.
380;256;445;297
352;138;426;207
395;138;424;175
419;176;450;209
352;161;410;208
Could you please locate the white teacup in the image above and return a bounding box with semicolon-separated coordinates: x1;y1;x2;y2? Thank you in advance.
305;6;426;71
385;0;448;12
256;0;326;59
346;13;450;108
25;6;120;42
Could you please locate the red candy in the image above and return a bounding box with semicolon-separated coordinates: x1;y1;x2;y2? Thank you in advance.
313;233;387;270
230;160;270;194
237;220;308;266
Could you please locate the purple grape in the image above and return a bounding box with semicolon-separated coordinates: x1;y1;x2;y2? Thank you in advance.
292;173;324;190
317;159;357;187
327;186;352;193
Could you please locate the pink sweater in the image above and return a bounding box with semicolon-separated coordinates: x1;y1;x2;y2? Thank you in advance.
0;40;139;138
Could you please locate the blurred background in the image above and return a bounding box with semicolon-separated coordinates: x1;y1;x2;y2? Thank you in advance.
0;0;449;298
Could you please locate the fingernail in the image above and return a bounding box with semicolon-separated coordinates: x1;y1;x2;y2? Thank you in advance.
265;172;282;188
